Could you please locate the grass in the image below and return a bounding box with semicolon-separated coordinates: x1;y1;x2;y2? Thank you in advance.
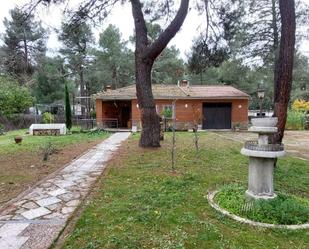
0;127;109;155
215;184;309;225
62;132;309;249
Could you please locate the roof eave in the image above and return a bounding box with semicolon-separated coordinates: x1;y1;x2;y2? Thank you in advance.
95;96;249;100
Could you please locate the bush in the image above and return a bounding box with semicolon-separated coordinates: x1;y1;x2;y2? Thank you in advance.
286;110;305;130
42;112;55;124
90;110;96;119
161;107;173;118
41;141;57;161
292;99;309;112
0;76;33;116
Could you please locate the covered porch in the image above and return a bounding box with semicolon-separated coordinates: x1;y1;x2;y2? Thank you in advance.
97;100;132;129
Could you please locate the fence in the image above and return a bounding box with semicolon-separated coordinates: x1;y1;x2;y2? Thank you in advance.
0;114;97;131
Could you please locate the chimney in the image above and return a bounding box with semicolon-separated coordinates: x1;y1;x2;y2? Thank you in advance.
178;79;189;88
105;85;112;92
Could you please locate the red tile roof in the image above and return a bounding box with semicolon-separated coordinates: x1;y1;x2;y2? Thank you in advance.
94;84;249;100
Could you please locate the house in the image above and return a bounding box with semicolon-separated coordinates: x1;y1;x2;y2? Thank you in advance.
94;81;249;130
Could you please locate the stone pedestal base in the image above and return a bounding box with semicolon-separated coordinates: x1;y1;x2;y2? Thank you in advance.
246;157;276;200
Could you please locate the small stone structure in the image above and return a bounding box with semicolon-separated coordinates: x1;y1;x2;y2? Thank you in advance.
29;124;67;135
241;117;285;199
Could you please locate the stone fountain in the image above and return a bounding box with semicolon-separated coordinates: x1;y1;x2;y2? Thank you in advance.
241;117;285;200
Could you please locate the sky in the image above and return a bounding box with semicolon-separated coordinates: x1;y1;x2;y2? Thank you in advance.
0;0;309;60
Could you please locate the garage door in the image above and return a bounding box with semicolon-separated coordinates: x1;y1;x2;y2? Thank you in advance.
202;103;232;129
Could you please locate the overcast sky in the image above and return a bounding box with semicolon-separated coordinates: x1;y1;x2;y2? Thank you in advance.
0;0;309;60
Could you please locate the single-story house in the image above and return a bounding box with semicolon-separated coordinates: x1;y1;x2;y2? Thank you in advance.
94;80;249;130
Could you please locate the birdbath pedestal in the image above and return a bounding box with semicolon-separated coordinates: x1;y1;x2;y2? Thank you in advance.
241;117;285;200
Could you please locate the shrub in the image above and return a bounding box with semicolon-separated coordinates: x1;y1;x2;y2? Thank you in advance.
292;99;309;112
42;112;55;124
286;110;305;130
161;107;173;118
0;76;33;116
41;141;57;161
90;110;96;119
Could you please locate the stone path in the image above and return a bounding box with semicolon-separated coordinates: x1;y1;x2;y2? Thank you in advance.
0;132;130;249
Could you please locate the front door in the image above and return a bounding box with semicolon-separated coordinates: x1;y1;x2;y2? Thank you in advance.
121;105;131;128
202;103;232;129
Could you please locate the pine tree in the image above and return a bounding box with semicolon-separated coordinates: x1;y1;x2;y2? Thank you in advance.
59;20;94;116
65;83;72;131
1;7;46;85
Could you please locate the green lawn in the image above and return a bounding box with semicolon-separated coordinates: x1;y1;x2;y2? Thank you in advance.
62;132;309;249
0;128;109;155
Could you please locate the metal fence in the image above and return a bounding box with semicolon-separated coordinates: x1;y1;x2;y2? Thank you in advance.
0;114;97;131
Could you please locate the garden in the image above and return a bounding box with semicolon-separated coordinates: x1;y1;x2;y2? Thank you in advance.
60;132;309;249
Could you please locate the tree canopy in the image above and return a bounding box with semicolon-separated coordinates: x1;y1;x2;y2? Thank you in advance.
0;7;46;85
0;76;33;116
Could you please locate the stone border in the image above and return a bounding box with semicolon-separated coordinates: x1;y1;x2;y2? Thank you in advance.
207;190;309;230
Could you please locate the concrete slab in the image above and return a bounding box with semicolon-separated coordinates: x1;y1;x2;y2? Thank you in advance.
21;207;51;220
36;197;61;207
48;189;66;197
0;236;29;249
0;223;29;237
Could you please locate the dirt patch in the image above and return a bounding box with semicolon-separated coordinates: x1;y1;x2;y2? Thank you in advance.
215;131;309;160
0;140;102;206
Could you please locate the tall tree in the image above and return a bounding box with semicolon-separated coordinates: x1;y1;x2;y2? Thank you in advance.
131;0;189;147
188;35;229;84
96;24;134;89
28;0;189;147
33;56;67;104
1;7;46;85
59;20;94;116
132;22;185;84
65;83;72;130
152;45;184;84
273;0;296;143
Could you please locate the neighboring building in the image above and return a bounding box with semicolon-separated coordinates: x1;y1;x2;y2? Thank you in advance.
94;81;249;130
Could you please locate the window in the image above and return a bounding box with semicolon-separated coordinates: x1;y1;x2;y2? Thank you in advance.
161;105;175;118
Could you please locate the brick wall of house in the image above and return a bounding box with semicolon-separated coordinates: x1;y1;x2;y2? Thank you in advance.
95;100;103;127
96;99;248;129
96;100;131;128
131;98;248;129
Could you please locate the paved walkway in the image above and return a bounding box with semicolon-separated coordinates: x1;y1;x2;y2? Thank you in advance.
0;132;130;249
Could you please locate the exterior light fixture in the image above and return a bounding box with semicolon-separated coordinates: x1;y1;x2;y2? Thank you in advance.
185;104;188;108
136;104;139;108
257;83;266;117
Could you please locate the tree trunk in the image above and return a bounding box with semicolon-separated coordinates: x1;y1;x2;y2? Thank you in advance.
272;0;280;92
135;56;160;147
79;65;86;116
130;0;189;147
272;0;296;144
112;64;118;89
